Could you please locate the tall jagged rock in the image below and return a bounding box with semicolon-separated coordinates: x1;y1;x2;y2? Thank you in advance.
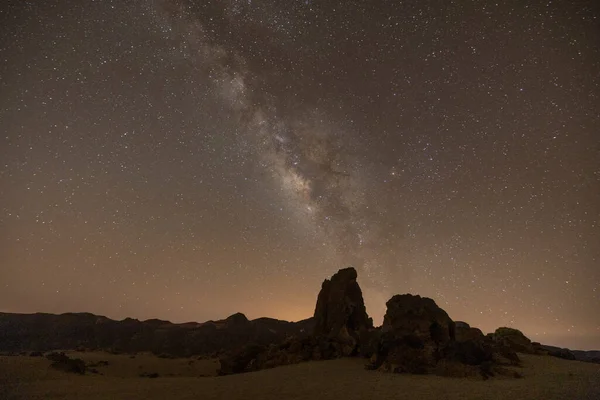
218;267;373;374
313;267;372;336
313;267;373;355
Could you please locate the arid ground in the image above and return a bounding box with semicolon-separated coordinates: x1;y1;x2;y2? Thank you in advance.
1;351;599;400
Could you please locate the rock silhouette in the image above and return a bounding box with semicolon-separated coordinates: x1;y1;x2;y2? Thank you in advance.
313;267;373;355
0;312;313;357
218;268;522;378
46;352;86;374
1;267;597;376
488;327;535;354
219;267;374;374
455;321;485;343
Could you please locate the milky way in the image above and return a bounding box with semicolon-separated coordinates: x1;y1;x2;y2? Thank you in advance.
1;0;599;349
152;0;403;292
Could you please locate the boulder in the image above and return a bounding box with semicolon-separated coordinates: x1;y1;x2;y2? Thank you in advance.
454;321;485;343
218;343;266;375
46;352;86;374
382;294;455;345
491;327;535;354
380;294;455;366
366;296;521;376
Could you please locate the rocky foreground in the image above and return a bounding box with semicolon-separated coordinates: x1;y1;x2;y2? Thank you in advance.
218;267;529;378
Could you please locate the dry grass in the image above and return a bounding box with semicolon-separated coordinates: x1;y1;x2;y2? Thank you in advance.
1;352;599;400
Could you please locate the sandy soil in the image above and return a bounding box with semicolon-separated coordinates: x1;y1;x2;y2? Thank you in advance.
1;351;599;400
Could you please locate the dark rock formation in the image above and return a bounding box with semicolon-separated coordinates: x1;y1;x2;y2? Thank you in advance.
46;352;86;374
366;295;520;378
543;345;577;360
366;295;454;373
537;344;600;364
380;294;454;365
489;327;535;354
218;267;373;374
218;343;267;375
454;321;485;343
313;267;373;356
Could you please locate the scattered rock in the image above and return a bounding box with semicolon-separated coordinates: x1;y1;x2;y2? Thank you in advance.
87;360;109;367
47;352;86;374
140;372;159;378
218;344;267;375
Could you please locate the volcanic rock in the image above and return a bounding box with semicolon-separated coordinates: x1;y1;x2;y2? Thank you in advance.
313;267;373;352
378;294;455;368
454;321;485;342
46;352;86;374
365;294;521;378
490;327;535;354
218;267;374;374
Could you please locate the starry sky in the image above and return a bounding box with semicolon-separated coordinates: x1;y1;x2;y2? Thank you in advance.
1;0;599;350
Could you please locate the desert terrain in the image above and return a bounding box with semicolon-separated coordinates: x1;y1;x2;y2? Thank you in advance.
1;350;599;400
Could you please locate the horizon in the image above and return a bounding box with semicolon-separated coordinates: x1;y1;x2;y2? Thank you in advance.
2;285;598;352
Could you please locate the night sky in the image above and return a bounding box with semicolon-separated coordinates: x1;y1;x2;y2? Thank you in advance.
1;0;599;350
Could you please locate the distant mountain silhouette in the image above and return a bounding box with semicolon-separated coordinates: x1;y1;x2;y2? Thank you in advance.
0;311;314;357
539;344;600;364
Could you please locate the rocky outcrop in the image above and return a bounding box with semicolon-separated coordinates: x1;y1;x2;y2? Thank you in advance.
365;295;520;378
454;321;485;343
489;327;535;354
46;352;86;374
218;267;374;374
215;271;524;379
313;267;373;356
382;295;455;345
367;295;455;373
